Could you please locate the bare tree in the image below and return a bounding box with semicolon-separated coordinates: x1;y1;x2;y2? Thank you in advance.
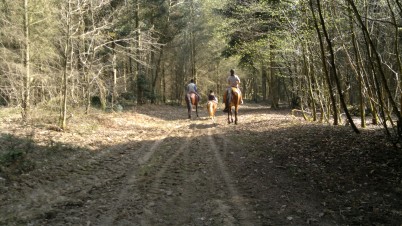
315;0;359;133
22;0;30;122
308;0;339;125
346;0;402;133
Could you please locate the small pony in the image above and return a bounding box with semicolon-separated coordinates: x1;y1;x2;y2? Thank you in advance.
207;100;218;123
225;87;241;124
185;92;199;119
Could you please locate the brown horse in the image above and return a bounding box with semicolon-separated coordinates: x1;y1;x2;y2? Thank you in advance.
207;100;217;123
185;92;199;119
226;87;241;124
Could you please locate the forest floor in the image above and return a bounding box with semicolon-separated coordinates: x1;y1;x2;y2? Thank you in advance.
0;103;401;226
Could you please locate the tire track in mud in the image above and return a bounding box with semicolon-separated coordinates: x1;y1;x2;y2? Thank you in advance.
3;138;147;225
25;125;182;225
134;119;260;225
96;137;174;225
206;128;258;226
138;128;194;225
84;124;188;226
135;120;221;225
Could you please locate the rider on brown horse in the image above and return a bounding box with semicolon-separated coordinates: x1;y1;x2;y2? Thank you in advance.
223;69;243;112
185;79;201;119
186;79;201;101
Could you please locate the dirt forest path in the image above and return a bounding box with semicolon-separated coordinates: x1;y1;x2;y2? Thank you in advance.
0;104;401;225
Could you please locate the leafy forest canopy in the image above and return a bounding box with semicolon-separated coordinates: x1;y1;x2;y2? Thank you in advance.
1;0;402;140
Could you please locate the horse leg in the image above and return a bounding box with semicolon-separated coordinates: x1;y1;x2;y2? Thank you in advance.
196;104;198;117
188;104;191;119
208;102;213;121
186;94;192;119
188;102;192;119
227;107;231;124
234;105;238;124
212;104;216;123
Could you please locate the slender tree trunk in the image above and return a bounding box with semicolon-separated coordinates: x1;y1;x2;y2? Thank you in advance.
347;0;402;123
386;0;402;118
309;0;339;125
190;0;196;82
162;66;166;103
269;45;279;108
316;0;359;133
253;77;258;102
60;0;71;130
84;44;95;114
123;65;127;92
135;0;143;104
306;44;326;122
22;0;30;122
151;47;164;104
346;5;366;127
302;43;317;121
112;46;117;110
261;64;267;101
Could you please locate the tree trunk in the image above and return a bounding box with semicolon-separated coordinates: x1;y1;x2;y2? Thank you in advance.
302;43;317;121
309;0;339;125
386;0;402;121
190;0;196;82
253;77;258;102
345;5;366;127
152;47;164;104
261;64;267;101
22;0;30;122
347;0;402;123
135;0;143;105
316;0;359;133
162;66;166;103
60;0;71;130
112;47;117;110
269;45;279;108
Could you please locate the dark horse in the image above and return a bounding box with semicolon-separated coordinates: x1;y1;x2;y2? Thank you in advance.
226;87;241;124
185;92;199;119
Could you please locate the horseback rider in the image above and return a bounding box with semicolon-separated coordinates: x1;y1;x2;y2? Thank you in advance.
186;79;201;101
223;69;243;112
208;90;218;103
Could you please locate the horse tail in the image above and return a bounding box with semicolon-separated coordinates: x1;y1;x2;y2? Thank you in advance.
226;89;231;106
